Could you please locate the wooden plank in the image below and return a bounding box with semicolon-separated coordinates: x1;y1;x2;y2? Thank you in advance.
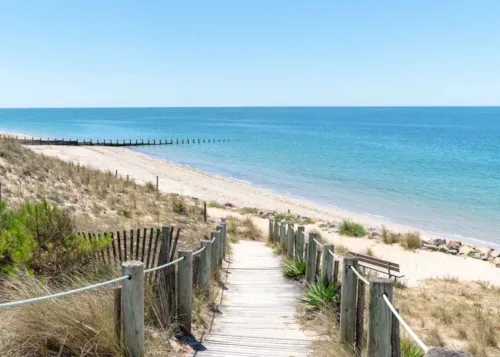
149;228;161;284
340;257;358;344
116;231;123;262
145;228;154;271
349;252;399;271
392;308;401;357
129;229;134;261
105;233;112;264
355;280;365;357
111;232;117;263
135;229;141;260
367;278;394;357
140;228;145;261
321;244;334;285
305;233;317;283
295;226;305;261
123;230;128;261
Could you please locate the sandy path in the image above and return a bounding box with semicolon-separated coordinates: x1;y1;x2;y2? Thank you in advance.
18;144;500;286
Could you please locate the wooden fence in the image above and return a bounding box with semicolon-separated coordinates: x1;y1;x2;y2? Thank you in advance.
1;135;236;147
112;219;227;357
269;219;468;357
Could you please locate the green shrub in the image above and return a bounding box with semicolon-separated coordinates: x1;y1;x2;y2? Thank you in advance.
282;259;306;280
302;281;340;309
381;225;401;244
339;220;367;237
0;201;110;276
207;201;222;208
400;232;422;251
400;339;424;357
118;208;132;218
145;181;156;192
173;202;186;214
239;207;259;215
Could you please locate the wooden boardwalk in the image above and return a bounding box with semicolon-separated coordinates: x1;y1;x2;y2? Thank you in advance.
197;240;314;357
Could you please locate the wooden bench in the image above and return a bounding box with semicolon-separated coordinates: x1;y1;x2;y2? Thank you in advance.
348;252;403;279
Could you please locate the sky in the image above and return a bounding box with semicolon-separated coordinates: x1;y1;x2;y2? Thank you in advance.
0;1;499;107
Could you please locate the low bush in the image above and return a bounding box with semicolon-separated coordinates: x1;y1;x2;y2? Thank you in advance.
400;232;422;251
338;220;367;237
207;201;222;208
173;201;186;214
302;281;340;309
400;339;424;357
282;259;307;280
381;225;401;244
0;201;110;276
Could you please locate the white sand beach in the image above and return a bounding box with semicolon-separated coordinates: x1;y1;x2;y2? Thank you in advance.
2;131;499;286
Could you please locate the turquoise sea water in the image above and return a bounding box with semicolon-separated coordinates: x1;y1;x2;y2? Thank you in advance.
1;107;499;247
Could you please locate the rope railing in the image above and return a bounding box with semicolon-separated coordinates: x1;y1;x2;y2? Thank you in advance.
328;249;335;258
0;275;130;309
193;245;206;256
143;256;185;274
313;237;324;248
349;266;370;285
382;293;429;353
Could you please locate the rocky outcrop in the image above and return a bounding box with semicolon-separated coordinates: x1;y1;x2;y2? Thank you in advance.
425;347;473;357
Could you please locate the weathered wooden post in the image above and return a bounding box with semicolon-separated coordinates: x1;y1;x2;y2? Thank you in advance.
273;219;279;242
114;286;122;346
115;170;118;178
177;250;193;333
356;280;366;357
268;219;274;241
122;261;144;357
367;277;394;357
306;233;318;283
221;218;227;258
156;175;159;193
333;260;340;285
321;244;334;285
203;201;207;222
286;223;294;258
340;257;358;345
200;240;212;293
217;226;224;264
391;308;401;357
210;232;218;270
296;226;305;260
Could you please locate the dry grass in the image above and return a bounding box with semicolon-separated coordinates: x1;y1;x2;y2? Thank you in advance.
399;231;422;251
226;216;262;242
0;138;212;250
395;278;500;356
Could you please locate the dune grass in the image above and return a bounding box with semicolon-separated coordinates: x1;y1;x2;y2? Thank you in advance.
399;231;422;251
302;281;340;310
282;259;307;280
226;216;262;242
338;219;367;237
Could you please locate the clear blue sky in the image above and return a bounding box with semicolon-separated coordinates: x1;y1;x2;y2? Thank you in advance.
1;1;499;107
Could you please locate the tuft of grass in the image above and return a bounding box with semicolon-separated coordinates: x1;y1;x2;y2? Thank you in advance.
426;326;445;347
400;339;424;357
207;201;222;208
338;220;367;237
335;244;349;256
364;247;375;257
394;278;408;290
400;231;422;251
145;181;156;193
238;207;259;215
302;282;340;310
381;225;401;244
226;216;263;242
282;259;307;280
173;201;186;214
118;208;132;218
475;280;490;290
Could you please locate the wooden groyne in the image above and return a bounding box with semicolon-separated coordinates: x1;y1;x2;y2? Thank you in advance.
1;135;236;147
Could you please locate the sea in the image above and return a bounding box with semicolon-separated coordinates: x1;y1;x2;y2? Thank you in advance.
1;107;499;247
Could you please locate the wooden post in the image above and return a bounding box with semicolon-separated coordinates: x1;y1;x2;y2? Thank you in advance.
286;223;294;258
273;219;279;243
367;277;394;357
200;240;212;293
333;260;340;285
340;257;358;345
355;281;366;357
122;261;144;357
210;232;218;270
321;244;334;285
115;170;118;178
220;218;227;258
156;175;159;193
280;222;286;247
177;250;193;333
268;219;274;241
391;308;401;357
305;233;318;283
217;226;223;264
203;201;207;222
114;287;122;346
296;226;305;261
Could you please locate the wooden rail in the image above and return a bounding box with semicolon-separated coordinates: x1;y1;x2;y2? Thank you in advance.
1;135;236;147
268;219;461;357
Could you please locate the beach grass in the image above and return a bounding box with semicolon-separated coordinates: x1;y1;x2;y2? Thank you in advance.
282;259;307;280
338;219;367;237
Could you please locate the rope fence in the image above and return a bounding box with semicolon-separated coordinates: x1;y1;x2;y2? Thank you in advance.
313;237;324;248
349;265;370;285
0;275;130;309
143;256;185;274
382;293;429;353
192;245;206;256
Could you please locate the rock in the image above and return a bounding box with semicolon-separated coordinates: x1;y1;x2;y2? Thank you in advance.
477;247;493;256
437;244;448;253
425;347;473;357
222;202;235;208
490;250;500;258
429;238;446;246
471;252;488;261
447;248;459;255
371;229;381;238
494;257;500;267
446;240;462;249
459;245;474;256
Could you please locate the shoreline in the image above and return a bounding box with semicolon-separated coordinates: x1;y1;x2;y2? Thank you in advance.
1;129;498;250
3;130;500;285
